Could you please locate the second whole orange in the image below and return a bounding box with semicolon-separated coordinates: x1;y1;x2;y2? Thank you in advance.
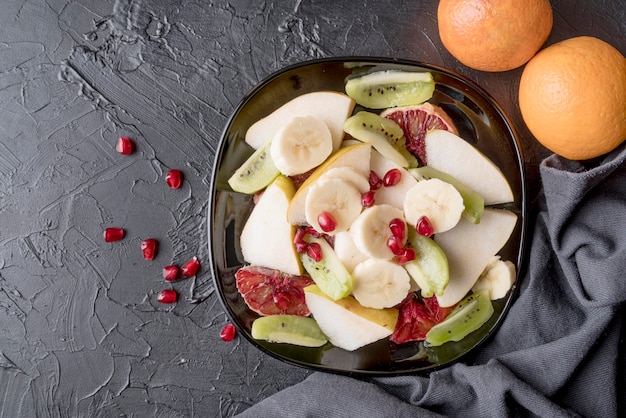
518;36;626;161
437;0;553;72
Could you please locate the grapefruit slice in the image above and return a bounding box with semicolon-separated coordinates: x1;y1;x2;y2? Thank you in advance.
380;103;457;165
235;266;314;316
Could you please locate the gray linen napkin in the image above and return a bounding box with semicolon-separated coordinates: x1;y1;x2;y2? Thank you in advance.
237;143;626;418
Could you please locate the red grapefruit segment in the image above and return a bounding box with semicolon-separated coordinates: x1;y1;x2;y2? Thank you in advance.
390;294;454;344
380;103;457;165
235;266;314;316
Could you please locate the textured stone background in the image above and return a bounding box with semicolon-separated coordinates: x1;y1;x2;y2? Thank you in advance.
0;0;624;416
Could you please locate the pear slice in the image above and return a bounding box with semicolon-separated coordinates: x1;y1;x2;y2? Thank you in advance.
287;142;371;225
245;91;356;151
424;129;514;205
304;285;399;351
240;176;303;276
434;208;518;307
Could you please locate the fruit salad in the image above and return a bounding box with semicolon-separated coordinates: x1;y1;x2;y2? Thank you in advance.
226;69;518;354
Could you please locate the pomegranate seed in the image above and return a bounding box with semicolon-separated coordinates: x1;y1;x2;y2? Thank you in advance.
416;216;434;237
368;170;383;190
115;136;134;155
166;169;183;189
220;323;236;342
395;247;416;265
181;256;200;277
295;241;309;254
317;211;337;233
157;289;178;304
305;226;322;238
294;227;307;244
389;218;406;240
387;235;404;255
361;191;376;208
163;265;180;281
383;169;402;187
104;227;125;242
307;242;323;262
141;238;158;260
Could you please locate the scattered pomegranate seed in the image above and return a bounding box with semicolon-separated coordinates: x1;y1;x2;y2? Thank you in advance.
389;218;406;240
157;289;178;304
307;242;323;262
220;323;236;342
395;247;416;265
317;211;337;233
416;216;435;237
383;169;402;187
104;227;125;242
368;170;383;190
163;265;180;281
361;191;376;208
141;238;158;260
116;136;134;155
387;235;404;255
165;169;183;189
181;256;200;277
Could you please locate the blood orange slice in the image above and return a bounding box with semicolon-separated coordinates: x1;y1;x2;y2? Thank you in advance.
390;294;454;344
380;103;457;165
235;266;314;316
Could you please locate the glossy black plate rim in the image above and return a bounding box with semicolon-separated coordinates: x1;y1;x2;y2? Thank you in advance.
208;56;528;376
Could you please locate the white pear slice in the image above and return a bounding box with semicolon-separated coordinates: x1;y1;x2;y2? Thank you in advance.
287;143;371;225
424;129;514;205
434;208;518;307
246;91;356;151
304;285;398;351
240;176;303;276
370;149;417;209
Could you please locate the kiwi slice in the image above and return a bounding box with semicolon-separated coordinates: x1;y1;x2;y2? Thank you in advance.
410;166;485;223
251;315;328;347
300;236;353;301
425;289;494;346
343;111;410;167
404;229;449;298
345;70;435;109
227;140;280;194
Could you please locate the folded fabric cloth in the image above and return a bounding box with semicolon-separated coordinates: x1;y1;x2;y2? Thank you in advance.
237;143;626;418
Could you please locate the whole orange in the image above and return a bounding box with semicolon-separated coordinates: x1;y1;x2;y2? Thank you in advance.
437;0;553;72
519;36;626;160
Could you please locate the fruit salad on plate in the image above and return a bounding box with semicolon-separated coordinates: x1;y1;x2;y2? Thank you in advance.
226;69;518;353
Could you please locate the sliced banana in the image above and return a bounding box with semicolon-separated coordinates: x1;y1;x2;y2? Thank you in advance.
403;178;464;234
270;115;333;176
305;177;363;235
318;167;370;193
350;204;405;260
352;258;411;309
333;231;369;273
472;256;516;300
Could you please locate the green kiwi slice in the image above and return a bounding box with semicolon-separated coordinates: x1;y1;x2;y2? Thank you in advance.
251;315;328;347
300;236;353;301
404;229;450;298
227;140;280;194
345;70;435;109
425;289;494;346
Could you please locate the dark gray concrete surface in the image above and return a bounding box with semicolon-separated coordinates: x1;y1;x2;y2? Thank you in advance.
1;0;624;416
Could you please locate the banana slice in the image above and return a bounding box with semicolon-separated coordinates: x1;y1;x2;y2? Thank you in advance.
318;167;370;193
352;259;411;309
403;178;464;234
305;177;363;235
333;231;369;273
270;115;333;176
350;204;405;260
472;256;516;300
